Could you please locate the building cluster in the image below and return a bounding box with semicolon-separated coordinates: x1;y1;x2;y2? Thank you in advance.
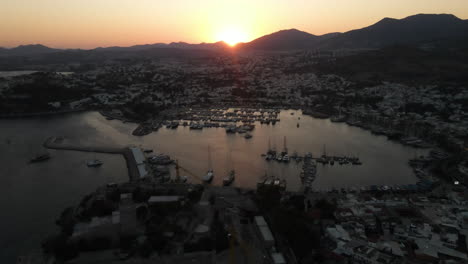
321;187;468;263
46;181;294;264
43;172;468;264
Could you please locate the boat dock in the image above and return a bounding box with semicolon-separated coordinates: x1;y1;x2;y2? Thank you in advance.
43;137;144;182
300;153;317;193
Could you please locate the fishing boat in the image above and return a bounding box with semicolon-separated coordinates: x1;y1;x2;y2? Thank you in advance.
244;133;252;139
87;159;103;167
223;170;235;186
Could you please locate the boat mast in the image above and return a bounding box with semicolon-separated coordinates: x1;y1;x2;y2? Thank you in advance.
208;145;212;170
226;146;233;173
283;136;288;153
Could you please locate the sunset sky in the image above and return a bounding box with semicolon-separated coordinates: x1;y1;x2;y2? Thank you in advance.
1;0;468;49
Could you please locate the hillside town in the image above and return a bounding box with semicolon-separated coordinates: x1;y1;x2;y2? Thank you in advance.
1;53;467;176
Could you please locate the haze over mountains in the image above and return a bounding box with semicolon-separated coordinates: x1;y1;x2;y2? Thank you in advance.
1;14;467;57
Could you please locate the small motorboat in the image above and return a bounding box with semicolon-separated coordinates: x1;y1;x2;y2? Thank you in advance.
30;153;51;163
87;159;103;167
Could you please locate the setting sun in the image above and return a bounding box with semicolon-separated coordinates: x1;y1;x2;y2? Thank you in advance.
216;26;249;46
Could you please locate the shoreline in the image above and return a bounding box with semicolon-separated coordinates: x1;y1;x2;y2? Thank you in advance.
0;108;87;119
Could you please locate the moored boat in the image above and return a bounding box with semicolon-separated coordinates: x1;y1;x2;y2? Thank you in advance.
87;159;103;167
223;170;235;186
30;153;51;163
203;169;214;183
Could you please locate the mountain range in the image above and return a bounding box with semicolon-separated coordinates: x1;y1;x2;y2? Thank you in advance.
1;14;467;57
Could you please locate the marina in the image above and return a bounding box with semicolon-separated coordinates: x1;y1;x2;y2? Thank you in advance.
7;109;427;193
1;109;426;193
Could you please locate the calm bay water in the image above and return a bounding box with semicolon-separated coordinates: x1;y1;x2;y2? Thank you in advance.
0;110;421;261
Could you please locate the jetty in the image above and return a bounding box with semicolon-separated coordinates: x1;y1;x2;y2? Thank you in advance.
43;137;144;182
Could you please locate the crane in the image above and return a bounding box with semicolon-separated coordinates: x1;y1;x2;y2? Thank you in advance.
174;159;204;183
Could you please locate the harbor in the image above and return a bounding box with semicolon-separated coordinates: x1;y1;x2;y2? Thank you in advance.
0;109;431;262
0;107;430;196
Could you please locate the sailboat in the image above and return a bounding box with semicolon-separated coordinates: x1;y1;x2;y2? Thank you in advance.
317;144;328;164
223;148;235;186
266;137;275;161
223;170;235;186
281;136;288;156
203;146;214;183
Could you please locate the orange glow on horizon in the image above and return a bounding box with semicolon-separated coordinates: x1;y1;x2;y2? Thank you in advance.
1;0;468;49
215;26;249;46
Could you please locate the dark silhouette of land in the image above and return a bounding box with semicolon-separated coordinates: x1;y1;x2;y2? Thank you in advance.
1;14;468;58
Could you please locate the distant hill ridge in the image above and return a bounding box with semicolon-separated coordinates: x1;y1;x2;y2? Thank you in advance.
1;14;467;56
